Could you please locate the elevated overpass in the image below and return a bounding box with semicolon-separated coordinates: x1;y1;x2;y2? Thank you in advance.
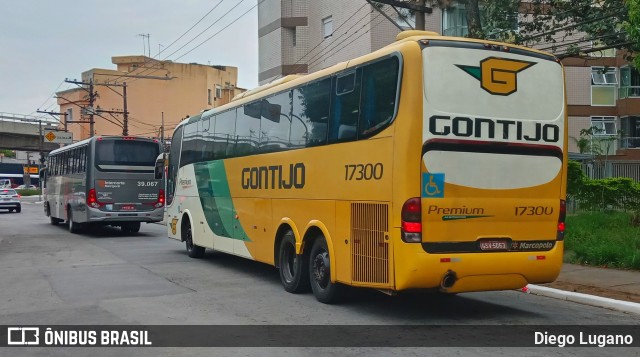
0;113;62;152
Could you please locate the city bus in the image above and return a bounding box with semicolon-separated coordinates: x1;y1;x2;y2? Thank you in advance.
164;30;567;303
43;136;164;234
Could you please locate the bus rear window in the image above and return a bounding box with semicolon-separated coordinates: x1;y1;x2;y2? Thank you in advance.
96;140;159;167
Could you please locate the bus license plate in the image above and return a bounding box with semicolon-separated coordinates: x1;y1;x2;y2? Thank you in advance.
121;205;135;211
479;240;508;251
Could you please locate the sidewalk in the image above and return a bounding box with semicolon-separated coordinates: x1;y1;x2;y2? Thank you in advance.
530;263;640;314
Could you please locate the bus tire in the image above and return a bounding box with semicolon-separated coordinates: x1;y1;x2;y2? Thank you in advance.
278;230;310;293
184;219;204;258
68;209;82;234
122;222;141;233
309;236;344;304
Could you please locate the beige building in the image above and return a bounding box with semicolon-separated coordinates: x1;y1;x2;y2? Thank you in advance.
57;56;245;141
258;0;640;161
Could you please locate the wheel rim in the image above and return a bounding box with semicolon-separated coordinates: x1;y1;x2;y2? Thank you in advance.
312;248;330;289
69;212;73;230
185;226;193;251
281;242;297;283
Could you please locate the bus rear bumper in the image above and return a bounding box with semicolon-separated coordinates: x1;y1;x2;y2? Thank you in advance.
87;208;164;223
393;241;564;293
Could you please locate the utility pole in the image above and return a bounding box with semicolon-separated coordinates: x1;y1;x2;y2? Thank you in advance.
64;78;128;137
161;112;165;147
369;0;432;30
36;110;69;131
38;120;43;201
123;82;128;136
415;0;426;30
65;78;97;137
89;78;95;137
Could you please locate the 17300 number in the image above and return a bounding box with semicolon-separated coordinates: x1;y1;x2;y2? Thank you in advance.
344;163;383;181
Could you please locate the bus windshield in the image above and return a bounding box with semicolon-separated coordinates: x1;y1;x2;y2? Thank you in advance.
95;139;159;169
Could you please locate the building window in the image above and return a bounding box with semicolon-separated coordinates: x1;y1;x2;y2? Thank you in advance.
322;16;333;39
591;67;617;106
66;108;73;122
208;89;212;105
619;66;640;98
591;116;617;135
292;29;297;47
215;85;222;99
442;3;517;38
442;4;468;37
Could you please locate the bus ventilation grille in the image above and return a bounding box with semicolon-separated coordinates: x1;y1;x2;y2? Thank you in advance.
351;203;389;284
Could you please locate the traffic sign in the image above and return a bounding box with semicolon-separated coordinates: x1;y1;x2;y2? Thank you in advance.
44;131;73;144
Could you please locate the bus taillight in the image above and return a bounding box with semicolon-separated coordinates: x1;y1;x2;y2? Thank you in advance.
155;189;165;208
401;197;422;243
557;199;566;240
87;188;102;208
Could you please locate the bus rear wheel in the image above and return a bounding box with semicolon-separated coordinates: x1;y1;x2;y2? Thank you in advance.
278;230;310;293
309;236;343;304
121;222;141;233
68;210;82;234
184;220;204;258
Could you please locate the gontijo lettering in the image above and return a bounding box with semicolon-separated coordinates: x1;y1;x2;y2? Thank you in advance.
429;115;560;143
242;163;305;190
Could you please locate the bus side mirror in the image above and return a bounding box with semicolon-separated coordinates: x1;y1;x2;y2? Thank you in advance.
154;161;164;180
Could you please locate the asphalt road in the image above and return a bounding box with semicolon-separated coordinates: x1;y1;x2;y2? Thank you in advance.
0;199;638;356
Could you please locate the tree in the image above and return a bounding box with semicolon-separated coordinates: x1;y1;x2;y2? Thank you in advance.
428;0;640;64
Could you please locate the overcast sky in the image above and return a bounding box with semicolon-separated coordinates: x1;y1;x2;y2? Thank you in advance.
0;0;259;118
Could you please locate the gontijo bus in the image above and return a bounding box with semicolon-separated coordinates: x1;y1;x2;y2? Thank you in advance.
44;136;164;234
164;30;567;303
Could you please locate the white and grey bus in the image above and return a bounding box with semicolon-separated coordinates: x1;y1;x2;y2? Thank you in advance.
42;136;165;233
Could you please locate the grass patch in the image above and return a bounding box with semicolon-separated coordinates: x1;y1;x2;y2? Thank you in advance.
16;188;41;196
565;211;640;270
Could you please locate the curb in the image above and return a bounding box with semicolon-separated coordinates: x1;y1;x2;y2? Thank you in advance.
527;284;640;315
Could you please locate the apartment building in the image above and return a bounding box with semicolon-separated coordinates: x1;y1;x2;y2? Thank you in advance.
258;0;639;159
57;56;245;141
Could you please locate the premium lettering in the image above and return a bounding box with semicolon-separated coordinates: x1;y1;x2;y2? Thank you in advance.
428;205;484;215
429;115;560;143
242;163;305;190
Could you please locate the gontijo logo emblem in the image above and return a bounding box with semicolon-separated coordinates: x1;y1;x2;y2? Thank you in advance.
456;57;535;96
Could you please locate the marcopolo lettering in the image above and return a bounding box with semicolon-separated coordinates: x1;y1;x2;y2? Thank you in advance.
429;115;560;143
242;163;305;190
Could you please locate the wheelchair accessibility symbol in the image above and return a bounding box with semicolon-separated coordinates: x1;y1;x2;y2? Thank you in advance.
422;173;444;198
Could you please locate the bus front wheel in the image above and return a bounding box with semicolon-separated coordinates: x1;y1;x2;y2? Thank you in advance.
184;219;204;258
309;236;344;304
278;230;310;293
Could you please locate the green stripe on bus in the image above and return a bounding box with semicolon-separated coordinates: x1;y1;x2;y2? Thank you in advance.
194;161;250;242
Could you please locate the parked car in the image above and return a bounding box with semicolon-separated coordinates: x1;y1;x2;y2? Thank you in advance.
0;189;21;213
16;185;37;189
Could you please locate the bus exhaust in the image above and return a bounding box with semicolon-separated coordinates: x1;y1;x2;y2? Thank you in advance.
441;270;457;289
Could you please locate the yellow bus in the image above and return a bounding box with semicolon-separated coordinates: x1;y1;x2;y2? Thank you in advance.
164;31;567;303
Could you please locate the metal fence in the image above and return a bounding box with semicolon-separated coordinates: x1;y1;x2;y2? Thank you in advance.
581;161;640;181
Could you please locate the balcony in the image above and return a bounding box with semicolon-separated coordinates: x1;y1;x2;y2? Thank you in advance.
619;137;640;149
619;86;640;99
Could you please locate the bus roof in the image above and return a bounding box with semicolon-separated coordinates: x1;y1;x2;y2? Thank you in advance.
48;135;159;156
175;30;559;130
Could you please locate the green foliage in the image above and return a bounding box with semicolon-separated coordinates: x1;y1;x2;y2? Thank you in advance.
0;149;16;158
16;189;41;196
427;0;640;66
566;212;640;270
566;160;585;197
577;177;640;211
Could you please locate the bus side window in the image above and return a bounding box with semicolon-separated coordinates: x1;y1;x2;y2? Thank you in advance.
292;78;331;147
329;70;361;143
359;56;400;137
